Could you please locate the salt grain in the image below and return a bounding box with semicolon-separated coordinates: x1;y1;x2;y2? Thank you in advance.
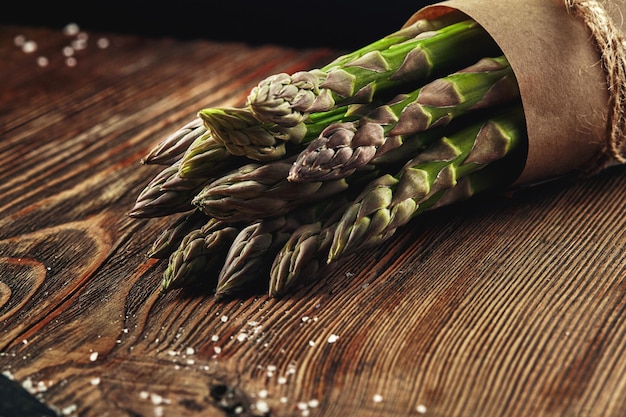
327;334;339;344
308;399;319;408
36;56;49;67
65;57;77;67
97;38;110;49
213;346;222;354
255;399;270;413
14;35;26;47
185;347;195;355
22;40;37;54
220;315;229;322
90;377;101;386
62;46;74;57
416;404;427;414
140;391;150;399
89;352;98;361
211;335;219;342
373;394;383;403
258;389;268;398
63;23;80;36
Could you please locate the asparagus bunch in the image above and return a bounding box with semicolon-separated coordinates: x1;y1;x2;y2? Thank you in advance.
130;14;529;299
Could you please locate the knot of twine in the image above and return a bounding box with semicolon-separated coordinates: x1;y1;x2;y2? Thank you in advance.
565;0;626;168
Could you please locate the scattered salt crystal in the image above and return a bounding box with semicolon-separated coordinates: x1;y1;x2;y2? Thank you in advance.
167;351;178;357
258;389;268;399
2;370;14;380
255;400;270;413
14;35;26;47
308;399;319;408
280;397;288;404
61;404;78;416
62;46;74;57
22;339;28;345
22;40;37;54
211;335;219;342
63;23;80;36
308;340;316;347
327;334;339;344
65;57;77;67
72;38;88;50
277;376;287;384
220;315;229;322
296;402;308;410
37;380;47;392
89;352;98;361
267;365;277;373
301;316;309;322
185;347;195;355
236;333;248;342
416;404;427;414
154;406;164;417
22;377;34;393
373;394;383;403
150;393;164;405
234;405;244;414
36;56;49;67
90;377;101;386
213;346;222;354
140;391;150;399
186;359;195;365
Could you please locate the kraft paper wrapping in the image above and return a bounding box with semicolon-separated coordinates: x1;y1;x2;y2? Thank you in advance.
405;0;625;184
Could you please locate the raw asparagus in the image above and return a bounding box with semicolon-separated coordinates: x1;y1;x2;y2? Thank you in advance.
247;20;501;128
161;218;240;291
288;56;520;182
142;118;208;166
328;106;526;261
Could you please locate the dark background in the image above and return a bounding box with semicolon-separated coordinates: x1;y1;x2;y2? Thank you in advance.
1;1;439;49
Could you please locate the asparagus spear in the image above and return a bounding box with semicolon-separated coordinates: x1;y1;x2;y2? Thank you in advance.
323;12;466;70
191;156;353;222
328;106;526;262
270;149;522;297
142;118;208;166
216;199;344;298
247;20;501;128
128;161;211;218
288;56;520;182
177;131;232;179
147;209;209;258
161;218;240;291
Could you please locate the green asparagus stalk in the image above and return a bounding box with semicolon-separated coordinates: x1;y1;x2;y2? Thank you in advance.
215;198;344;298
268;209;345;298
147;209;209;259
177;131;233;179
191;156;354;222
247;20;501;128
323;12;466;70
128;161;210;218
142;118;208;166
328;106;526;262
161;218;240;292
288;56;520;182
270;148;524;297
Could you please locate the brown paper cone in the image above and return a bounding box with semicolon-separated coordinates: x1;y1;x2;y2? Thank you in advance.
405;0;625;184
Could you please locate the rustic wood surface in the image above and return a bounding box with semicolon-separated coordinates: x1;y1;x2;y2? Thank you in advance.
1;24;626;417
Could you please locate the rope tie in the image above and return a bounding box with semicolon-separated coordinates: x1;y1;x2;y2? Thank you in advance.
565;0;626;169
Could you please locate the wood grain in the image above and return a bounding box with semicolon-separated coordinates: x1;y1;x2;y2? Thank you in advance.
1;25;625;417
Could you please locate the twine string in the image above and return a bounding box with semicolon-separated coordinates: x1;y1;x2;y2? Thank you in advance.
565;0;626;167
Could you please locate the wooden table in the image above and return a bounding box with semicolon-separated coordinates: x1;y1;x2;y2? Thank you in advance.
1;24;625;417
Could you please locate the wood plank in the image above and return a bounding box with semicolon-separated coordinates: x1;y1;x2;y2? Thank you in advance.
1;24;626;417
